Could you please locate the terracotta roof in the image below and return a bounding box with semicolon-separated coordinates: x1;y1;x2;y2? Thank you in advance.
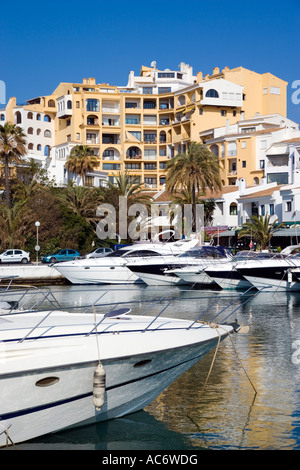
237;185;283;200
152;186;239;202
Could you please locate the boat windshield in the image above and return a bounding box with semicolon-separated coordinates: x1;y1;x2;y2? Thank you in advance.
106;249;163;258
179;246;231;259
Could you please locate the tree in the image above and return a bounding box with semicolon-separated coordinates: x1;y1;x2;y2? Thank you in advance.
56;184;104;227
166;142;222;231
238;215;285;250
65;145;98;185
0;123;27;207
108;171;152;206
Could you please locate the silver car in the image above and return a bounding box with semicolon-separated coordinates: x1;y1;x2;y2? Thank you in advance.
0;249;30;264
85;247;113;259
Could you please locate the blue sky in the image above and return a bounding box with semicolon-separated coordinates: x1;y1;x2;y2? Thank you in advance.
0;0;299;123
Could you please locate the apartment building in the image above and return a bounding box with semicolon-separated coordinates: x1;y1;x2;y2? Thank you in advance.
200;114;300;186
0;61;289;189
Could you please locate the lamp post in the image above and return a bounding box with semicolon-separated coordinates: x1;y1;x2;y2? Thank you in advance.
35;221;40;265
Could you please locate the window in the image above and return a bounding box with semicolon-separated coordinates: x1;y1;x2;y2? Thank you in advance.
27;112;33;119
86;99;99;112
103;163;121;170
242;141;246;148
144;163;156;170
199;108;203;115
44;130;51;138
143;87;153;95
37;144;42;151
227;141;237;156
67;100;72;109
221;110;227;116
260;160;265;169
125;115;140;125
158;87;171;94
44;145;50;157
270;204;274;215
28;127;33;135
230;203;237;215
28;143;34;150
143;100;156;109
85;176;94;187
270;87;280;95
76;133;80;140
44;115;51;122
261;204;265;216
242;161;246;168
48;100;56;107
160;162;167;169
76;101;80;108
125;163;141;170
205;89;219;98
144;133;157;143
158;72;175;78
286;201;292;212
15;111;22;124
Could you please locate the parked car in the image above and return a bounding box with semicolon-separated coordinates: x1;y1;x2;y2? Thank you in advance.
0;249;30;264
85;247;113;258
42;249;80;264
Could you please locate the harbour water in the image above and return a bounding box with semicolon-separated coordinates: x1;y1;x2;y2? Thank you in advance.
8;284;300;450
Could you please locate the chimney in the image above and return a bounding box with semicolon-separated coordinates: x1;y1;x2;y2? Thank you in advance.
197;71;203;83
213;67;220;75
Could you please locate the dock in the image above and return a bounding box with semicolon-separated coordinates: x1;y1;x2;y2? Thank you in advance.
0;264;68;285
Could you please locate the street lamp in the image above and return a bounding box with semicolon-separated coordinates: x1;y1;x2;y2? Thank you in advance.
35;221;40;265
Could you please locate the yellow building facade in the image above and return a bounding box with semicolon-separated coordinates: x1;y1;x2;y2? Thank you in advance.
0;63;288;189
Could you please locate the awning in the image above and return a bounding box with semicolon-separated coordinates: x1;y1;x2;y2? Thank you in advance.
183;105;195;114
272;228;300;237
219;230;238;237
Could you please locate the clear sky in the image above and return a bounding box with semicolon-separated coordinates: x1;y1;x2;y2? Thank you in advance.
0;0;299;123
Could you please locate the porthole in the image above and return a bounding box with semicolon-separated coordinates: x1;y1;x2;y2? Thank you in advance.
35;377;60;387
133;359;152;368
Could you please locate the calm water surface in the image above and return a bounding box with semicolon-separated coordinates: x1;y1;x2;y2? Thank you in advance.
11;284;300;450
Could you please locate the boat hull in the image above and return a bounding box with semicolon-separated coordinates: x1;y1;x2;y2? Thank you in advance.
0;312;232;446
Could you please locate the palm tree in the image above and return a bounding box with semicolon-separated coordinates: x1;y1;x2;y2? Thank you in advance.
0;123;27;207
108;171;152;206
57;184;104;227
238;214;285;250
166;142;222;231
65;145;98;185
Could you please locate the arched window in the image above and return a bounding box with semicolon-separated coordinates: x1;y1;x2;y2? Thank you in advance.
28;143;34;150
44;115;51;122
37;128;41;135
15;111;22;124
229;203;237;216
205;89;219;98
37;144;42;151
37;114;41;121
44;145;50;157
67;100;72;109
28;127;34;135
0;114;5;121
44;130;51;138
210;144;219;157
48;99;56;108
27;112;33;119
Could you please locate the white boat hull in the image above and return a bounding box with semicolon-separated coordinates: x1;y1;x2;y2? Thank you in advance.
54;262;142;285
0;310;233;446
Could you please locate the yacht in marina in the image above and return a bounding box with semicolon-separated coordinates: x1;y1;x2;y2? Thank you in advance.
127;246;233;286
53;238;199;285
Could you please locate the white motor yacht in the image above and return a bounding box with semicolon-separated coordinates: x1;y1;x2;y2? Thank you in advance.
53;238;199;285
127;246;232;286
0;286;243;446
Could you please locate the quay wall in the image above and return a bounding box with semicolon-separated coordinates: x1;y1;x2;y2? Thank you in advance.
0;264;68;285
